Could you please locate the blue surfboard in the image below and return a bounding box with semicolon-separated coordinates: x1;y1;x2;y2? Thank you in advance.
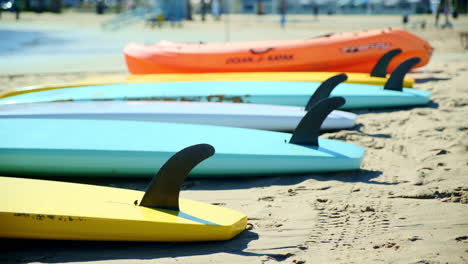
0;97;364;177
0;80;430;109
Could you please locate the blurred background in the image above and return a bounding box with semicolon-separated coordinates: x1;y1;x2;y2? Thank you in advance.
1;0;467;76
1;0;466;21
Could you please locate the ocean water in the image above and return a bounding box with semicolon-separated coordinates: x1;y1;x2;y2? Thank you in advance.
0;24;135;74
0;20;239;74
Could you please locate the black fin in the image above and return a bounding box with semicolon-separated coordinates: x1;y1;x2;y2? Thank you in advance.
370;49;402;77
384;57;421;92
139;144;215;211
290;97;346;147
305;74;347;111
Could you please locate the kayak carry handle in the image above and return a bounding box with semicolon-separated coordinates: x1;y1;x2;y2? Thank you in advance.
370;49;402;77
305;73;347;111
384;57;421;92
249;48;274;54
290;97;346;147
139;144;215;211
308;33;334;39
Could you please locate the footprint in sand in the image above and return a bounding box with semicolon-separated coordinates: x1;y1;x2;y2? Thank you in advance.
308;191;393;251
258;196;275;202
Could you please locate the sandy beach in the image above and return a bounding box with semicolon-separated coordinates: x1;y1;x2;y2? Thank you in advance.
1;11;468;264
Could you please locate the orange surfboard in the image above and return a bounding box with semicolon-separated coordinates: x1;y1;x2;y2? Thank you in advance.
124;28;433;74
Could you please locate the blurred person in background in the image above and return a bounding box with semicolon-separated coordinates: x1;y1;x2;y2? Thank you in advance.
165;0;185;27
313;1;319;21
186;0;193;20
279;0;287;28
0;0;22;20
125;0;133;10
200;0;207;21
435;0;453;28
12;0;20;19
212;0;221;20
96;0;105;14
256;0;264;14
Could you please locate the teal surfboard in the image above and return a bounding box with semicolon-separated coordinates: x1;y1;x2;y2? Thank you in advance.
0;81;430;109
0;97;364;177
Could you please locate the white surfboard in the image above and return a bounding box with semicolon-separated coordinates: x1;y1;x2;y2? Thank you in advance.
0;101;356;131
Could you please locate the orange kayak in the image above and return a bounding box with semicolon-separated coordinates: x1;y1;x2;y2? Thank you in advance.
124;28;433;74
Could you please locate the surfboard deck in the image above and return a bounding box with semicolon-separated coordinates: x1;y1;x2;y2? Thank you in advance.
0;116;364;177
0;81;430;109
0;175;247;241
0;101;356;131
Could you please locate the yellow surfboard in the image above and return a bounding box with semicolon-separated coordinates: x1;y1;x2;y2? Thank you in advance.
0;144;247;241
0;71;414;101
125;71;414;87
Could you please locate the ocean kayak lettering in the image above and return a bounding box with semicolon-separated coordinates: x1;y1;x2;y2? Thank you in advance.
226;57;254;64
341;42;391;53
226;54;294;64
267;54;294;61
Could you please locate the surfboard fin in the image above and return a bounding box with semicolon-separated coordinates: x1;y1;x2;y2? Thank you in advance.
305;74;347;111
384;57;421;92
139;144;215;211
370;49;402;77
290;97;346;147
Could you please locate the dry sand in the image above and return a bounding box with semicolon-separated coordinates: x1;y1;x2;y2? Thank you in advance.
1;11;468;264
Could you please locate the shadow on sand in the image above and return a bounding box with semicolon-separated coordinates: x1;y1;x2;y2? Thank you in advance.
348;124;392;139
6;160;388;193
350;99;439;115
187;169;389;191
415;77;451;83
1;230;264;263
30;167;386;192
